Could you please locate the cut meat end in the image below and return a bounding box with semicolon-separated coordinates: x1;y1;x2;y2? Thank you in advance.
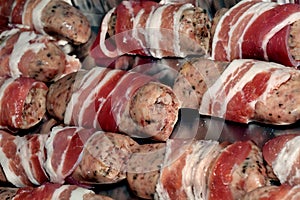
0;77;48;130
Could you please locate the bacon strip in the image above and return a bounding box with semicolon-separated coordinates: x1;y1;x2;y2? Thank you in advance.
263;134;300;186
44;126;95;184
0;130;47;187
0;77;48;130
211;0;300;67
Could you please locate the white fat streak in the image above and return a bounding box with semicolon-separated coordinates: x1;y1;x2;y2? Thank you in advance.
64;68;105;124
98;8;119;58
76;69;119;127
9;0;18;22
9;31;46;78
0;28;20;48
0;136;27;187
173;4;194;57
50;185;94;200
211;0;250;59
32;0;49;35
0;78;15;129
228;2;276;58
132;8;149;54
147;4;167;58
200;59;291;119
262;12;300;61
272;136;300;184
19;137;39;185
44;126;83;183
182;140;219;200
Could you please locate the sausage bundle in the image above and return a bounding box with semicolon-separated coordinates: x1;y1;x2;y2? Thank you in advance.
0;76;48;131
46;67;180;141
0;0;91;44
173;58;300;125
90;0;211;61
211;0;300;67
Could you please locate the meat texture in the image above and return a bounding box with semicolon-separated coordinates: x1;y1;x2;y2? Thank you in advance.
0;0;91;44
262;133;300;186
0;76;48;130
211;0;300;67
0;27;81;82
173;58;300;125
46;67;180;141
90;1;211;60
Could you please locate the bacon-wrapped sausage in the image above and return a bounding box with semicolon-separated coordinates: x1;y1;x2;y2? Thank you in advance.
0;126;139;187
173;58;300;125
211;0;300;67
46;67;180;141
0;0;91;44
0;183;113;200
0;77;48;131
125;138;270;200
262;133;300;186
90;1;211;60
0;27;81;82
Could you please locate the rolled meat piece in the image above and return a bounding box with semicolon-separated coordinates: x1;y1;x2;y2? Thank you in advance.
211;0;300;67
47;67;180;141
154;139;268;200
0;76;48;130
0;27;81;82
262;133;300;186
173;58;300;125
11;183;113;200
243;184;300;200
90;0;211;59
0;126;139;187
0;0;91;44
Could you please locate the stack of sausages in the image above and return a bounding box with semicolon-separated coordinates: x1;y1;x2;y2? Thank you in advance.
1;0;300;199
